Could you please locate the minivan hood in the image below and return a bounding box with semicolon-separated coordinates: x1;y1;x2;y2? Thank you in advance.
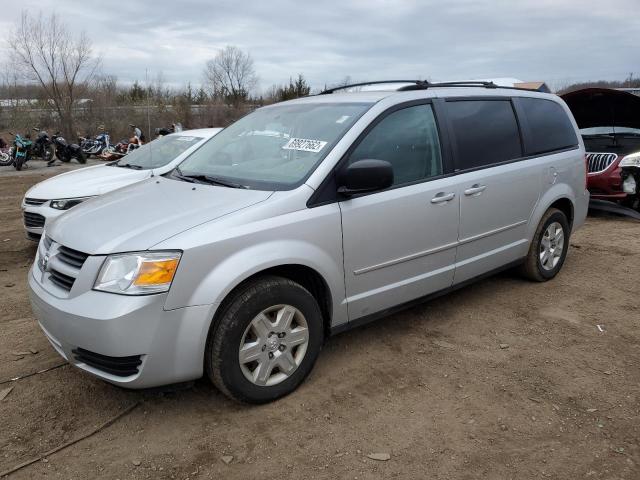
47;177;273;254
561;88;640;130
26;164;150;200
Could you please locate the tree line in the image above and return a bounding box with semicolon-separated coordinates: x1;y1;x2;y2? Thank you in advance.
0;12;325;141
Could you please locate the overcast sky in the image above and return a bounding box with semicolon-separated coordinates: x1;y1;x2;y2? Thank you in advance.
1;0;638;93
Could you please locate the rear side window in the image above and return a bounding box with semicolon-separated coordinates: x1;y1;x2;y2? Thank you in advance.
348;104;443;185
445;100;522;170
518;97;578;154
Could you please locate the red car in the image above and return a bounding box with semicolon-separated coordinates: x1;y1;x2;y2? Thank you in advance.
561;88;640;202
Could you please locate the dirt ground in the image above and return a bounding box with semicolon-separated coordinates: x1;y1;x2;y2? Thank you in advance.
1;161;639;480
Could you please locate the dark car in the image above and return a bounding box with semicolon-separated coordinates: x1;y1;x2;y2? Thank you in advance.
561;88;640;204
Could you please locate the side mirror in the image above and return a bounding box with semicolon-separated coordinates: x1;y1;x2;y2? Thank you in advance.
337;159;394;196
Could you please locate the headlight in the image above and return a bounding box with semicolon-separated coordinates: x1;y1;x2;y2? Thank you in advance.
50;197;93;210
94;251;181;295
620;152;640;168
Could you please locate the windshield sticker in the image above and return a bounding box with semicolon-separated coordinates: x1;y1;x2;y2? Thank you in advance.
282;138;327;153
176;136;197;142
336;115;350;124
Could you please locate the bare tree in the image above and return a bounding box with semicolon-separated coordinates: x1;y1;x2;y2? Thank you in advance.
204;46;258;106
7;11;100;137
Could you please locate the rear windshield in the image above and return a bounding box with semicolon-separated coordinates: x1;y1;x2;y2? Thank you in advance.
175;102;371;190
115;135;203;169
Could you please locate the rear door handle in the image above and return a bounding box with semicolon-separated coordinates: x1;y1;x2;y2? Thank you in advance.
464;184;487;196
430;192;456;204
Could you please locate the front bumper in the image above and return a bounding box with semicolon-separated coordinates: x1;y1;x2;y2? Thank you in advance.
28;266;216;388
587;165;627;200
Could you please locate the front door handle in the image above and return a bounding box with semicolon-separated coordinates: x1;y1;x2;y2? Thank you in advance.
431;192;456;204
464;184;487;196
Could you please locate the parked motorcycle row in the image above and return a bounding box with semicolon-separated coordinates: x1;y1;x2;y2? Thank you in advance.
0;123;181;171
0;129;85;170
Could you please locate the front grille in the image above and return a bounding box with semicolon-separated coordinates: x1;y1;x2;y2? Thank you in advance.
57;245;89;269
586;153;618;173
24;198;48;206
49;269;75;291
37;238;89;294
72;348;142;377
24;211;45;228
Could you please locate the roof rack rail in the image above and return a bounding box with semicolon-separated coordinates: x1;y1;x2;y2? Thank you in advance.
319;80;428;95
408;80;499;90
318;79;527;95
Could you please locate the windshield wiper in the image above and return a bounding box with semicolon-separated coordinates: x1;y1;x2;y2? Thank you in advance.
189;175;248;189
583;132;640;138
116;163;143;170
171;169;248;189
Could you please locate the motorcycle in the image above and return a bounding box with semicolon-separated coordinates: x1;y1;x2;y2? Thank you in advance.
80;131;112;157
6;132;34;171
100;136;141;160
52;132;86;164
32;127;55;163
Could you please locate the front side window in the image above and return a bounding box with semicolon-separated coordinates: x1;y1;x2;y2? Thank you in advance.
114;134;203;169
445;99;522;170
519;97;578;154
348;104;443;185
176;102;371;190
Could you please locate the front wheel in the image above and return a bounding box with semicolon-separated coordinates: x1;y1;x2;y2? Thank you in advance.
14;156;24;171
56;149;71;162
76;151;87;164
205;276;324;403
42;145;54;162
521;208;570;282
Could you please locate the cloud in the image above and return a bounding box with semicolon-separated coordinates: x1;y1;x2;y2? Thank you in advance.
1;0;638;92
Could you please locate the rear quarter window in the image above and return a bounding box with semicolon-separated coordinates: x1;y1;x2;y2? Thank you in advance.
518;97;578;155
445;99;522;171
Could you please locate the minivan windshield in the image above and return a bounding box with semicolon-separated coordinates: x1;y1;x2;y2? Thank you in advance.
174;102;371;190
113;134;203;170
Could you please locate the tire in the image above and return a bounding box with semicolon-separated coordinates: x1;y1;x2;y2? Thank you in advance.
56;150;71;162
520;208;570;282
76;151;87;164
0;151;11;166
42;145;54;162
205;275;324;404
14;156;24;171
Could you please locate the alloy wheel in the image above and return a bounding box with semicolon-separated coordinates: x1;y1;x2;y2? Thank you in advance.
239;304;309;387
539;221;565;271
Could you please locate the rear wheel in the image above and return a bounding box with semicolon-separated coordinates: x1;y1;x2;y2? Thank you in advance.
205;276;324;404
0;151;12;166
521;208;570;282
14;155;24;171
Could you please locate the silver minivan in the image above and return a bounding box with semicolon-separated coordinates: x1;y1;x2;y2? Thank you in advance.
29;81;589;403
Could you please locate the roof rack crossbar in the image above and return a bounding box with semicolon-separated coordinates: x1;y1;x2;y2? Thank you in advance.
319;80;504;95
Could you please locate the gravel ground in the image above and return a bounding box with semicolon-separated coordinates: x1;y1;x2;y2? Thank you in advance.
0;163;639;479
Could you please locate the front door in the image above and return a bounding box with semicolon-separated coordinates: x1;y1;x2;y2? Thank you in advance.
339;103;460;320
